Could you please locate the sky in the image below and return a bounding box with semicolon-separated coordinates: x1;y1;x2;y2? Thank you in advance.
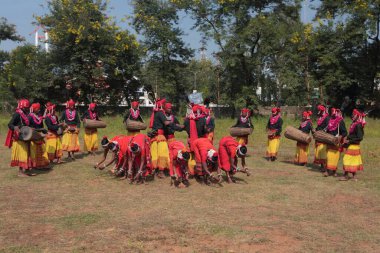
0;0;318;58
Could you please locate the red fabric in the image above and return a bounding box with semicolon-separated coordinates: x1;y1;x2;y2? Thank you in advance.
168;140;187;177
117;136;133;162
16;109;30;126
66;99;75;109
89;103;96;110
149;98;166;128
30;103;41;113
241;108;250;116
131;101;139;108
4;130;14;148
127;133;152;172
317;105;326;112
164;103;172;109
270;113;280;125
218;136;238;171
317;113;329;126
193;138;215;163
17;99;30;109
189;119;198;151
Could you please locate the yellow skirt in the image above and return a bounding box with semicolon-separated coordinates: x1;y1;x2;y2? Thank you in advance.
46;132;63;161
343;144;363;173
62;130;80;152
236;135;249;145
188;152;196;175
314;142;327;165
11;140;30;169
266;137;280;157
326;145;340;171
83;129;98;152
150;135;170;170
294;142;309;164
30;140;49;168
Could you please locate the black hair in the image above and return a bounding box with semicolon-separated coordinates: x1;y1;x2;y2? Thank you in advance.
131;143;139;152
101;138;109;147
182;151;190;161
239;146;248;155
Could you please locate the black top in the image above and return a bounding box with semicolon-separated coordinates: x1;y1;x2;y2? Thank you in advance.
326;119;347;137
152;111;166;131
267;117;283;136
45;115;60;132
299;121;312;134
81;110;99;121
123;111;143;123
28;114;44;129
206;117;215;132
60;109;81;127
184;117;207;138
8;112;30;130
347;124;364;145
233;117;253;129
165;116;182;136
316;116;330;131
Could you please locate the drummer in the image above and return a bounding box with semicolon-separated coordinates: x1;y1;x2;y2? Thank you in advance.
123;101;144;136
313;105;330;171
324;108;347;177
5;99;34;177
45;103;63;164
340;109;365;181
28;103;49;169
294;111;313;166
82;102;100;155
232;108;253;145
61;99;81;160
266;107;283;161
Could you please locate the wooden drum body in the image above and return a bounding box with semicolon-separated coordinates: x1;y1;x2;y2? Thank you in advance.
83;119;107;129
284;126;311;144
313;131;339;146
229;127;253;137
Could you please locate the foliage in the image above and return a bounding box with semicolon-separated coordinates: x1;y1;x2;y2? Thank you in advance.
0;17;24;43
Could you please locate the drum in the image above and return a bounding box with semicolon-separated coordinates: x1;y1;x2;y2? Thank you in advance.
313;131;340;146
126;119;147;131
19;126;46;141
284;126;312;144
229;127;253;137
83;119;107;129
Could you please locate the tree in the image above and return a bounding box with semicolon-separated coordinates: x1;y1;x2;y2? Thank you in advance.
0;17;24;43
37;0;141;104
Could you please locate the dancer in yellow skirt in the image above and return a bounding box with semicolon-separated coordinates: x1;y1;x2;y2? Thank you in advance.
294;111;313;166
232;108;253;145
313;105;330;171
44;103;63;163
340;109;365;181
149;99;170;178
5;99;35;177
28;103;49;169
82;103;99;155
266;107;283;161
325;108;347;177
61;99;81;160
123;101;144;136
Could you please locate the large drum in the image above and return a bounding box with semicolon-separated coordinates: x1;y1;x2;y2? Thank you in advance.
125;119;147;131
19;126;46;141
284;126;312;144
83;119;107;129
313;131;340;146
229;127;253;137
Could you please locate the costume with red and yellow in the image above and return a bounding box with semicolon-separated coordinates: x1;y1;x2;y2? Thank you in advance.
326;108;347;172
204;108;215;143
314;105;330;166
6;99;31;169
45;103;63;161
28;103;49;168
294;111;313;165
61;99;81;152
266;107;283;159
82;103;99;152
343;109;365;173
150;99;170;171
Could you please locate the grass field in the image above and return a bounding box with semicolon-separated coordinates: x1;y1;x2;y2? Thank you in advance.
0;115;379;253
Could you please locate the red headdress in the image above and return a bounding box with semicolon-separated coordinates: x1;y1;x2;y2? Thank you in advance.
270;107;281;125
30;103;41;113
131;101;139;108
241;108;251;116
89;103;96;110
149;98;166;128
349;109;366;133
164;102;172;110
17;99;30;109
66;99;75;109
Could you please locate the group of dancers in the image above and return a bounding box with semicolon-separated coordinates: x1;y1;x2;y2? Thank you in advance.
5;98;365;184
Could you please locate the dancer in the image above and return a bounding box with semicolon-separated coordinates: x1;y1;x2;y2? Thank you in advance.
266;107;283;161
61;99;81;159
232;108;253;145
314;105;330;171
294;111;313;166
45;103;63;163
82;103;99;155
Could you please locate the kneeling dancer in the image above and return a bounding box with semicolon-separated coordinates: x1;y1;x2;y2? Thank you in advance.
168;140;191;187
218;136;250;183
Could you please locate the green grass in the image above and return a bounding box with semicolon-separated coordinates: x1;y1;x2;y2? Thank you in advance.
0;115;379;252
